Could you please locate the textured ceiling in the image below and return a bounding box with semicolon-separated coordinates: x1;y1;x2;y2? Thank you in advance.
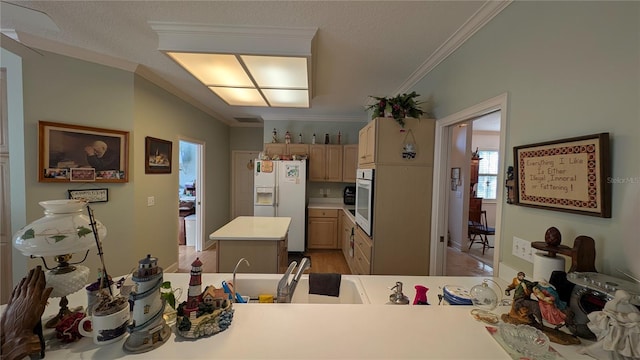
1;1;509;126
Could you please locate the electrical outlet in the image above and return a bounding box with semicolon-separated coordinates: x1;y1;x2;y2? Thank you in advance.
319;188;324;195
147;196;155;207
512;236;534;262
326;188;331;195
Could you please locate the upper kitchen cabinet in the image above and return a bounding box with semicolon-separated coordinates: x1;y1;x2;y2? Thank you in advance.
309;144;343;182
264;143;309;158
342;144;358;183
358;117;435;167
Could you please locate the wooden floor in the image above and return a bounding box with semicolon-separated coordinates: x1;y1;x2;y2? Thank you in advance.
178;243;491;276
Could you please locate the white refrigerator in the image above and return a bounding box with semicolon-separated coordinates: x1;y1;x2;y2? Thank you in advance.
254;160;307;252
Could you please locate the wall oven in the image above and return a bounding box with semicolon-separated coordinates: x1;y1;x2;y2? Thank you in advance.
355;168;374;236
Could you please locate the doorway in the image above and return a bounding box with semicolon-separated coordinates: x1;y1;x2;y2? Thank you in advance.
231;151;259;219
178;138;205;258
430;93;508;276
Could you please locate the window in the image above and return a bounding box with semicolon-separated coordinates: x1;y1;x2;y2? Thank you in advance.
476;150;499;200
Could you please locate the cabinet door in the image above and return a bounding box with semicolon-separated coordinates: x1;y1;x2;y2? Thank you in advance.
287;144;309;156
264;143;287;158
307;217;338;249
358;122;375;166
325;145;343;182
308;145;326;181
342;144;358;183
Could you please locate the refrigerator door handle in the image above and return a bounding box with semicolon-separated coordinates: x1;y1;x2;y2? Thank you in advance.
274;185;279;215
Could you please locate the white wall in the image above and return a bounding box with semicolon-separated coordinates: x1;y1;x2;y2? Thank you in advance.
447;125;468;249
413;1;640;278
4;44;231;282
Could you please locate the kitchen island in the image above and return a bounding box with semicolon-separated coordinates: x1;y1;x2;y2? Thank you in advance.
209;216;291;273
22;273;593;359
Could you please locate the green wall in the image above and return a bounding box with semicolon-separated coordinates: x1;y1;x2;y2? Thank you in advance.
412;1;640;276
5;46;232;281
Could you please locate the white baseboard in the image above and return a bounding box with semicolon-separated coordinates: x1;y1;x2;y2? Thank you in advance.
498;262;519;283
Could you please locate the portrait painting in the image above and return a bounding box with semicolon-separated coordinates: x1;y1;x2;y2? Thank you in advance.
39;121;129;183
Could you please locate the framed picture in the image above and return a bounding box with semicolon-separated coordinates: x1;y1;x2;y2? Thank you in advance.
39;121;129;183
513;133;611;218
145;136;172;174
70;168;96;182
68;188;108;203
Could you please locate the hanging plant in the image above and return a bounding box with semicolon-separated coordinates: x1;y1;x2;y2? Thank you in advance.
366;91;427;127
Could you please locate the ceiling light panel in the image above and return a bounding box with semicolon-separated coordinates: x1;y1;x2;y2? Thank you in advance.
262;89;309;108
209;87;267;107
168;52;253;87
241;56;308;89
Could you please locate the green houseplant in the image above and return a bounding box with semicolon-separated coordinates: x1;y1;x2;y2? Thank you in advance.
367;91;426;127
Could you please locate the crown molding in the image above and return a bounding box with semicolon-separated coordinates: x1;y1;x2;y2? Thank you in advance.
149;22;317;57
395;0;512;94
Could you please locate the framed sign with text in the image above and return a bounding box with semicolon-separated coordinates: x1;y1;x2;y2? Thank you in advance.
513;133;611;218
68;188;109;203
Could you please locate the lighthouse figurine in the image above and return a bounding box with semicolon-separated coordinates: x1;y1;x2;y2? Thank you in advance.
123;254;171;353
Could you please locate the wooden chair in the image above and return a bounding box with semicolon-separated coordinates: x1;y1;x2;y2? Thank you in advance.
468;209;495;254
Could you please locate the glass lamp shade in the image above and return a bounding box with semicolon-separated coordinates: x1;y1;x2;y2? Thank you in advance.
45;265;90;298
13;200;106;257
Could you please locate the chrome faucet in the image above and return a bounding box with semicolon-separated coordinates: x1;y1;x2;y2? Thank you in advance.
232;258;250;303
276;257;310;303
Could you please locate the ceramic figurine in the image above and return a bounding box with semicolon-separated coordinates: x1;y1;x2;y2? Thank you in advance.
312;133;316;144
285;131;291;144
175;258;234;339
272;128;278;143
579;290;640;360
298;133;303;144
123;254;171;353
504;271;542;325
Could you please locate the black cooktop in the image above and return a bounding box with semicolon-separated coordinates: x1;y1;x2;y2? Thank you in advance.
348;209;355;216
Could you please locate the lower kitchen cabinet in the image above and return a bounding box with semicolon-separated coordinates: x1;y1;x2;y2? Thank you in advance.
341;211;356;273
353;226;372;275
307;208;338;249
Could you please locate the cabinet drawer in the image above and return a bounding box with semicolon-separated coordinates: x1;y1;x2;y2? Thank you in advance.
308;208;338;218
354;242;371;275
354;230;372;263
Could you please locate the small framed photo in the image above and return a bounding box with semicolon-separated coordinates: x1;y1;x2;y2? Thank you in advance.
68;188;108;203
69;168;96;182
145;137;172;174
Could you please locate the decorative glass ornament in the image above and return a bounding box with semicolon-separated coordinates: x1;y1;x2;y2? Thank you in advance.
470;279;499;310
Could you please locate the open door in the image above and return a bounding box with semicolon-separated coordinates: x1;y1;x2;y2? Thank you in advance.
430;93;508;276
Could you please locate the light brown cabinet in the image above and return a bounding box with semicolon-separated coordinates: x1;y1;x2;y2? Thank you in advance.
263;143;310;158
342;144;358;183
356;117;436;275
309;144;343;182
358;117;434;167
353;226;372;275
341;211;356;271
216;237;288;273
307;208;338;249
358;122;375;166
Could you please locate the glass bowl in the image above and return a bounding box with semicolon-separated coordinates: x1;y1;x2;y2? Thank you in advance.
499;323;550;357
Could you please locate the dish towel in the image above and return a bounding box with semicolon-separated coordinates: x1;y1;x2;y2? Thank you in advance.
309;273;341;297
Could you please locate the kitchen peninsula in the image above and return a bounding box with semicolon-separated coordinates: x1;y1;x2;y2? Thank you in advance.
21;273;594;359
209;216;291;273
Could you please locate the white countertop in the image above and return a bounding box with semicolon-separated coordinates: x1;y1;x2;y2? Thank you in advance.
308;198;355;222
208;216;291;241
25;273;592;359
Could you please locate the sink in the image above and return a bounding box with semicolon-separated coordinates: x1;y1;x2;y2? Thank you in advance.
231;275;369;304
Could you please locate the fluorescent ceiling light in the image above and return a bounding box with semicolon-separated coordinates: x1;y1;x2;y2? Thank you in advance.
167;52;310;108
263;89;309;108
154;24;316;109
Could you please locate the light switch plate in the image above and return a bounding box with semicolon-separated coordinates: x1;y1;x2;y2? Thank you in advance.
147;196;155;207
